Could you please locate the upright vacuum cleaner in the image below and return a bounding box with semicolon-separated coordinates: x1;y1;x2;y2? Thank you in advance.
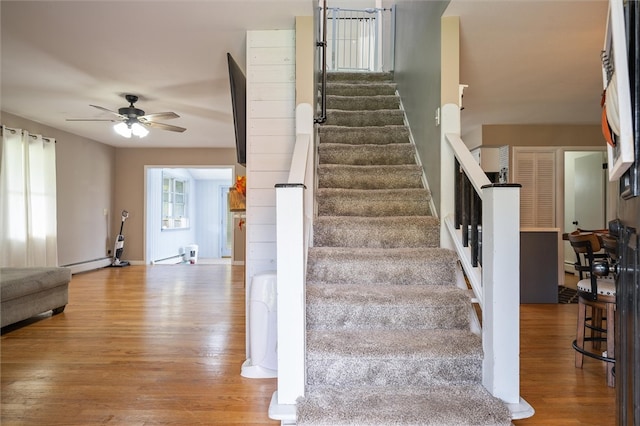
111;210;130;267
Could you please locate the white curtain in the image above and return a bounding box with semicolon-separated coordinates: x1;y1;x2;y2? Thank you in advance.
0;126;58;267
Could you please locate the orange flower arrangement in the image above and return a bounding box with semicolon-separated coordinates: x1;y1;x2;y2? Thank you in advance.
235;175;246;197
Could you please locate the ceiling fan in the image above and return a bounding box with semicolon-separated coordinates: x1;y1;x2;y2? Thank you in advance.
67;94;186;138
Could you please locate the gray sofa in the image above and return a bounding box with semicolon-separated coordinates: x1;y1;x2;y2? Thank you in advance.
1;267;71;328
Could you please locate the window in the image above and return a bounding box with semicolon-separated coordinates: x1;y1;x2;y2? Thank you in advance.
162;173;189;230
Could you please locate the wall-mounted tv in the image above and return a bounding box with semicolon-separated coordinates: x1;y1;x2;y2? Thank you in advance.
227;52;246;166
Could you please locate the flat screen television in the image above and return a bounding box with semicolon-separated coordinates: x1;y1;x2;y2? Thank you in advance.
227;52;246;166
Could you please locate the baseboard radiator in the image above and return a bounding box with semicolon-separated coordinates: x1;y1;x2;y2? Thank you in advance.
61;257;112;275
151;254;184;265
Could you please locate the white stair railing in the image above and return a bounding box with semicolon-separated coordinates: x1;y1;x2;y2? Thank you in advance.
269;103;314;423
440;103;534;419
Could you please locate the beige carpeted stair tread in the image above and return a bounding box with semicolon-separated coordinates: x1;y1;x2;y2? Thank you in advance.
318;164;423;189
306;329;483;386
313;215;440;248
327;71;394;82
317;188;432;217
326;109;405;126
318;125;410;145
307;328;482;360
307;283;471;330
326;94;400;110
306;247;458;286
297;384;512;426
326;82;397;96
319;143;415;165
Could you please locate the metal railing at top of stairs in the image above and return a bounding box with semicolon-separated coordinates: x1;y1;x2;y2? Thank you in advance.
315;0;327;124
440;104;533;420
315;2;395;124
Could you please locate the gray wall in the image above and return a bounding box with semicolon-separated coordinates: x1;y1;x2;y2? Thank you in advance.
1;111;116;266
390;0;450;216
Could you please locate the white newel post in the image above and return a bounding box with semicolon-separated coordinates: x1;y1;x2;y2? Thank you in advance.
275;184;306;405
481;185;521;404
440;103;460;251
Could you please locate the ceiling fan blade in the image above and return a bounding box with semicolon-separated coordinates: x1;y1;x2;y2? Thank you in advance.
138;112;180;121
66;118;122;122
90;104;126;118
144;121;186;133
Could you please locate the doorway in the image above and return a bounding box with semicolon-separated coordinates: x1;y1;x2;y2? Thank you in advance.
563;150;606;271
145;166;234;264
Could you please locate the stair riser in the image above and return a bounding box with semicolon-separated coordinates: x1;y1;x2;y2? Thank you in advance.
318;167;423;190
319;127;410;145
327;72;394;82
326;95;400;111
318;199;430;217
306;358;482;387
327;83;397;96
313;220;439;248
307;304;469;330
307;254;458;286
319;144;415;165
327;110;404;127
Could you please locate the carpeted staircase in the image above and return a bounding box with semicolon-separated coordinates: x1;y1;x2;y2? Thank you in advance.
296;72;512;425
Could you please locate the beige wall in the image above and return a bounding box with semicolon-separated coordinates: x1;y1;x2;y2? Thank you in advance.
481;124;603;148
114;148;243;262
296;16;314;106
441;16;460;107
1;111;116;266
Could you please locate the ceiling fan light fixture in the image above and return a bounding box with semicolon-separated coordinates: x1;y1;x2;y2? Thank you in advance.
131;122;149;138
114;122;132;138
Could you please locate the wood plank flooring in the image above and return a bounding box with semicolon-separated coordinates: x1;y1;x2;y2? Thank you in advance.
1;265;615;425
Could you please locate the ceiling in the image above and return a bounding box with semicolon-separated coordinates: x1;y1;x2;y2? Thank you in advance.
1;0;314;148
444;0;608;136
1;1;609;149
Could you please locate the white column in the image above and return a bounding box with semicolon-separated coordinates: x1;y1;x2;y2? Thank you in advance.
481;185;521;404
275;184;306;404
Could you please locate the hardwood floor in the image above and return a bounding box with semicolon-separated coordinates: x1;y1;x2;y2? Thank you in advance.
1;265;615;425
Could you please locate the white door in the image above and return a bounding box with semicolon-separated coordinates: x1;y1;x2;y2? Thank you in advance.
563;151;606;271
573;153;606;231
220;186;232;258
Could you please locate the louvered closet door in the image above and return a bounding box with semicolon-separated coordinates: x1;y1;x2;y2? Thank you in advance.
514;150;556;227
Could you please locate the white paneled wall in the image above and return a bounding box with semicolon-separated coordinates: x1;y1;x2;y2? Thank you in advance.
246;30;296;283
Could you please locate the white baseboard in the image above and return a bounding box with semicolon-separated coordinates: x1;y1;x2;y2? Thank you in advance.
151;255;184;265
63;257;112;275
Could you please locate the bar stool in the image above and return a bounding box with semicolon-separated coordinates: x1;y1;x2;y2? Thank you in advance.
568;232;616;387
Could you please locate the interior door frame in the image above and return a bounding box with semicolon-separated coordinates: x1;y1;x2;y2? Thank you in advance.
143;165;234;264
559;146;616;274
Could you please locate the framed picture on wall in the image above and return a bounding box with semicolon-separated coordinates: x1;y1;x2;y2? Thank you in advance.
601;0;634;181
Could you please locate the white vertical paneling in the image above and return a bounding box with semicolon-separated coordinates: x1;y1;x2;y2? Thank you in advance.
246;29;296;284
249;135;296;154
250;189;277;207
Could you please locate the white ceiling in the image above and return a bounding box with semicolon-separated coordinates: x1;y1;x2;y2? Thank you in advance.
444;0;608;136
1;1;609;148
1;0;313;148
